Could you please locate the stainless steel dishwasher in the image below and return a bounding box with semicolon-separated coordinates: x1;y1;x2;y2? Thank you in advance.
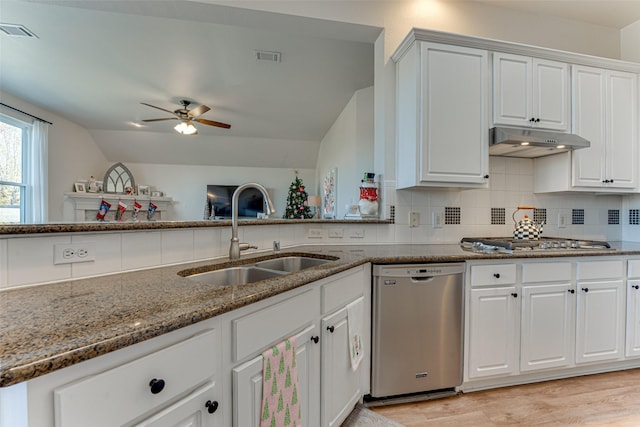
369;263;464;403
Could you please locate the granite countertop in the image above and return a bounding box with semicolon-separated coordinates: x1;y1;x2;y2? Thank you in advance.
2;242;640;388
0;218;393;235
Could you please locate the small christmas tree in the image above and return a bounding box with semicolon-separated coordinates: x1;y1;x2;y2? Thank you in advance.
283;173;313;219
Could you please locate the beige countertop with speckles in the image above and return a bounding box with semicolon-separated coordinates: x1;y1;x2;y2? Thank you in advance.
2;242;640;387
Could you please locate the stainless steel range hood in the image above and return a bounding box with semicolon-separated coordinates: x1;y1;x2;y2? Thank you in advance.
489;127;590;158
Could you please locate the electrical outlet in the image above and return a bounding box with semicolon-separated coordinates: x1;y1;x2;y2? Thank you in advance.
558;213;567;228
328;229;344;238
409;212;420;228
432;209;444;228
307;228;325;238
54;243;96;265
349;229;365;238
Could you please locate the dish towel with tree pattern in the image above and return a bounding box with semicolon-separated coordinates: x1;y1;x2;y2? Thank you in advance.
261;336;301;427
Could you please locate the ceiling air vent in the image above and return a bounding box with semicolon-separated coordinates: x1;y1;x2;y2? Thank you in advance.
255;50;281;62
0;23;38;38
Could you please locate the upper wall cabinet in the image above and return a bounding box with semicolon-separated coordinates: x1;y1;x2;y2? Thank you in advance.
396;41;489;189
535;66;638;193
493;53;570;131
572;66;638;189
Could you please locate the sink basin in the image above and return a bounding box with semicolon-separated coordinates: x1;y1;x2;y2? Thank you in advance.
253;256;331;272
187;266;285;286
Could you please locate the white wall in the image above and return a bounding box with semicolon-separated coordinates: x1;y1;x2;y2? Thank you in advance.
126;163;316;221
621;20;640;62
315;86;374;219
0;90;109;222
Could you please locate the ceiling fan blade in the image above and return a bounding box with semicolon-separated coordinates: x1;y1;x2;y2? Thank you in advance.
194;117;231;129
188;104;210;118
142;117;178;122
141;102;177;115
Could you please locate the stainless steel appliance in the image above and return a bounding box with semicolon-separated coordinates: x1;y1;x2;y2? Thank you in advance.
370;263;464;404
460;237;613;253
489;126;590;158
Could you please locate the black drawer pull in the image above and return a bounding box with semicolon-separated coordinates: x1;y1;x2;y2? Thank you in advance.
494;273;501;279
205;400;219;414
582;287;589;293
311;336;319;344
511;292;518;298
149;378;165;394
327;326;335;333
568;289;575;294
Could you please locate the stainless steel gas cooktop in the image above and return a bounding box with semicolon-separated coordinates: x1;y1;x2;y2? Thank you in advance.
460;237;613;253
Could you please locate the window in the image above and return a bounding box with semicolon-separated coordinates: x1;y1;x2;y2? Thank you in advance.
0;113;48;223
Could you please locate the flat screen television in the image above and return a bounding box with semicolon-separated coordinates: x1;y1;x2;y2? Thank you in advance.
206;185;266;219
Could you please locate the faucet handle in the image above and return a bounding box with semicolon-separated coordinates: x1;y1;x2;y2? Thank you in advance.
238;243;258;252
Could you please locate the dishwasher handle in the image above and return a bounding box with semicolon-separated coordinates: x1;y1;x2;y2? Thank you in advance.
411;276;435;283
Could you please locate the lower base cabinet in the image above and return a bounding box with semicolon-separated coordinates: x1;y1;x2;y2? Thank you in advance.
230;265;370;427
232;325;320;427
136;382;219;427
576;280;625;364
465;259;635;391
321;302;363;427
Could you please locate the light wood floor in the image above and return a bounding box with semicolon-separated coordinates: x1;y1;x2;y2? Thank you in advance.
371;368;640;426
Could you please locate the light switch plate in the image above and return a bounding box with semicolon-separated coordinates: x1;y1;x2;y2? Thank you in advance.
409;212;420;228
432;209;444;228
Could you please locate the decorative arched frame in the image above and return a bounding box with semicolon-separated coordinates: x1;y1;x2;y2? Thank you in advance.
103;162;136;194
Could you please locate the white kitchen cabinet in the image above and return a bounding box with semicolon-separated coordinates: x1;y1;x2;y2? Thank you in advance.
135;382;219;427
575;262;625;364
571;66;638;189
53;328;219;427
396;41;489;188
520;283;575;372
232;325;320;427
468;286;519;378
627;279;640;358
520;262;574;372
228;265;369;427
493;53;570;131
321;301;363;427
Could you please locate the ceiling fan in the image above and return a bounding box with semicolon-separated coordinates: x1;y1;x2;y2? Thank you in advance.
141;100;231;135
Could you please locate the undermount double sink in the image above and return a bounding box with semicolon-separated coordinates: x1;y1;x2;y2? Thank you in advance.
183;256;334;286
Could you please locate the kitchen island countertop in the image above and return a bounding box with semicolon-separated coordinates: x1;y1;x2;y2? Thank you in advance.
2;242;640;387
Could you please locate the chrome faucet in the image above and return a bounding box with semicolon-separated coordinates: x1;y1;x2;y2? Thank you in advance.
229;183;276;259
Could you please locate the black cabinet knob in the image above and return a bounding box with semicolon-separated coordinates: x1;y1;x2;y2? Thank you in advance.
611;179;614;183
149;378;165;394
327;325;335;333
535;118;540;123
568;289;575;294
484;174;490;179
529;117;535;122
494;273;500;279
633;285;639;290
311;336;319;344
205;400;219;414
511;292;518;298
582;287;589;293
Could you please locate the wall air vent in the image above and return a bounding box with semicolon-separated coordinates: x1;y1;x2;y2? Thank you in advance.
0;23;38;38
255;50;281;62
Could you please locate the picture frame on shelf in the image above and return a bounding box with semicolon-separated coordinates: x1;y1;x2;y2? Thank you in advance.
322;167;337;219
137;185;150;196
74;182;86;193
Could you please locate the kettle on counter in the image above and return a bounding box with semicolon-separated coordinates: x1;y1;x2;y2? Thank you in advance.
512;206;544;240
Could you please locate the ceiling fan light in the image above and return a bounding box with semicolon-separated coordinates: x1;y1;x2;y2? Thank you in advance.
174;121;198;135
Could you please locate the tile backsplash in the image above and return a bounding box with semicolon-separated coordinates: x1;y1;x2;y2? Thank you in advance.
0;157;632;289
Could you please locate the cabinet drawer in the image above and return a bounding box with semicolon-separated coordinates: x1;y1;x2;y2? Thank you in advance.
629;260;640;278
577;260;623;280
232;289;319;361
471;264;516;286
322;267;365;314
522;262;571;283
54;329;217;427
